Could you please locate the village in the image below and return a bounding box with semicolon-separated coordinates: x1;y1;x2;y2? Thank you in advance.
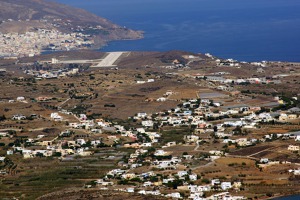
1;90;300;199
0;50;300;199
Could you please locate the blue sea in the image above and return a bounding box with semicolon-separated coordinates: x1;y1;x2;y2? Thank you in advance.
52;0;300;62
275;195;300;200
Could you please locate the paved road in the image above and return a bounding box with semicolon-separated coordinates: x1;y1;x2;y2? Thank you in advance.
57;98;70;108
191;160;215;170
247;146;282;157
194;143;200;151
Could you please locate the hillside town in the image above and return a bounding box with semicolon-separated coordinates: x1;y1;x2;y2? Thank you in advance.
0;27;94;58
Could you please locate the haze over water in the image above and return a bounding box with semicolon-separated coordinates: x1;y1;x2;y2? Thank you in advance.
54;0;300;62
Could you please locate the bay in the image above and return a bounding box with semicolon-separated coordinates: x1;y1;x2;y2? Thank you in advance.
52;0;300;62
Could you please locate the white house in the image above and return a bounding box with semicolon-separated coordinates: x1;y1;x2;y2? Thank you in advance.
189;193;204;200
143;181;152;187
260;158;269;163
157;97;167;102
79;114;87;121
107;169;126;176
95;179;114;186
7;150;13;155
258;113;273;122
288;145;299;151
165;192;181;198
12;114;26;120
163;178;175;183
0;132;8;137
17;96;25;102
76;139;86;145
189;174;198;181
221;182;232;190
136;128;146;133
137;112;147;118
127;188;135;193
165;141;176;147
185;135;200;143
295;135;300;141
142;143;152;147
177;171;188;178
154;150;168;156
50;112;63;121
211;179;220;186
142;120;154;127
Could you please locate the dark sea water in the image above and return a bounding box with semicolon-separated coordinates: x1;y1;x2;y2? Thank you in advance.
275;195;300;200
52;0;300;61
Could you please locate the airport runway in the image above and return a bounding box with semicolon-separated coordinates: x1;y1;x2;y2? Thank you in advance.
57;59;102;64
47;51;127;67
91;52;125;67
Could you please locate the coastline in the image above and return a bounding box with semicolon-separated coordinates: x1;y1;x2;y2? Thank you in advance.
269;193;300;200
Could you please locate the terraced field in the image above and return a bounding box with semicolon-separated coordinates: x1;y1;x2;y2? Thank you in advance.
0;151;120;199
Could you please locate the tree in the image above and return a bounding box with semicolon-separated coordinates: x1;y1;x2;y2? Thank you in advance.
53;152;62;157
233;126;242;135
150;176;159;182
213;126;218;132
36;152;44;158
0;115;6;121
266;193;273;197
201;178;210;184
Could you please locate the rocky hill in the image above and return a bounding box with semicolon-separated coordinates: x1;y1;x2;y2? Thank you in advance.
0;0;143;46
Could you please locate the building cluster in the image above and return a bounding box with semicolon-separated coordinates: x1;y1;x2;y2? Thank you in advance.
24;67;80;79
87;97;298;199
1;91;300;199
0;97;240;198
212;57;267;68
193;73;282;85
0;28;93;57
136;79;155;84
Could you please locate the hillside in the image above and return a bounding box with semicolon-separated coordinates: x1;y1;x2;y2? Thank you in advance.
37;189;166;200
0;0;115;26
0;0;143;47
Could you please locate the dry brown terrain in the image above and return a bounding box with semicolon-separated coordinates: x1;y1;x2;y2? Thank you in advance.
0;50;300;199
37;189;166;200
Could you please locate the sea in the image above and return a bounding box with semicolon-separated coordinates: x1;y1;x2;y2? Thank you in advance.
52;0;300;62
275;195;300;200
